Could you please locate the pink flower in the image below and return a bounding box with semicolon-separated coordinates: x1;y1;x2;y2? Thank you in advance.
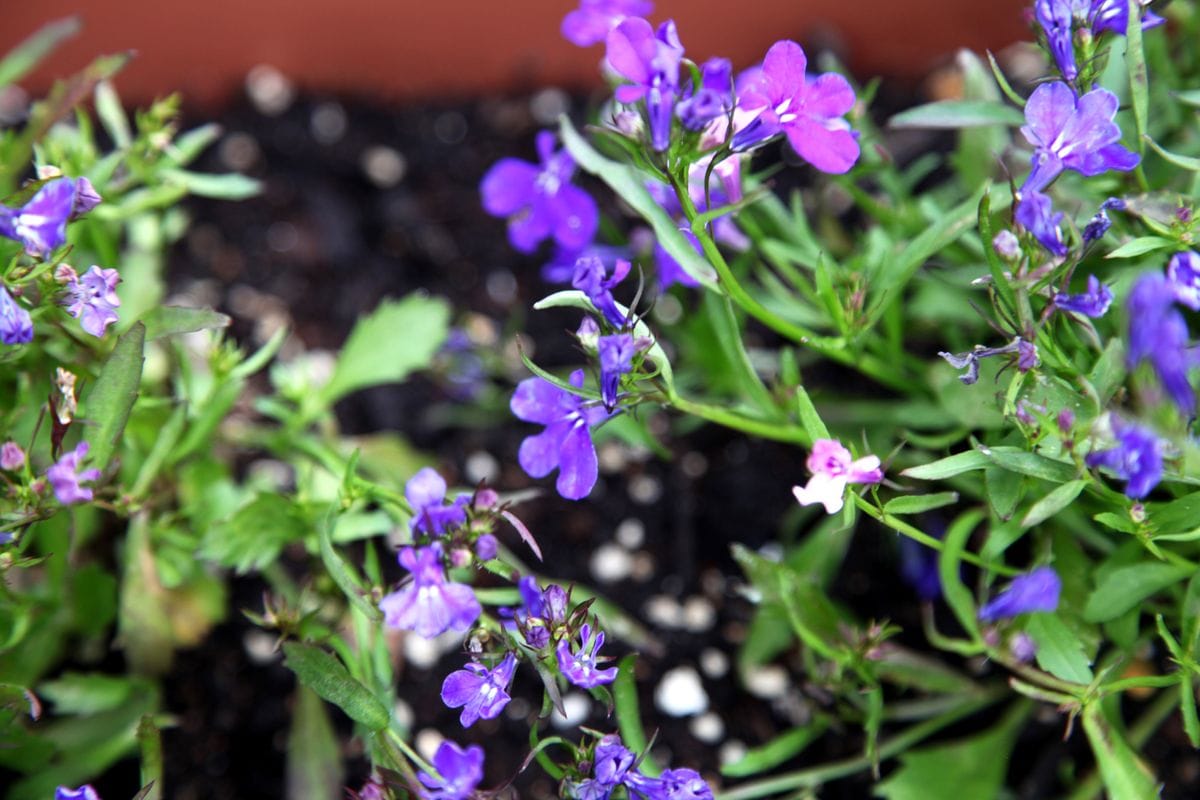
792;439;883;514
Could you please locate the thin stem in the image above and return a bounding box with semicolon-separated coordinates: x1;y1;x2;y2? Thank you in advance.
668;392;809;445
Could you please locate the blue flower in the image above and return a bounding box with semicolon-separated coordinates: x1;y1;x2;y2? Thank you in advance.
1014;189;1067;257
1126;273;1197;415
1086;420;1164;499
417;741;484;800
1054;274;1113;317
406;467;469;536
56;788;100;800
543;243;629;284
676;57;733;131
511;370;610;500
379;545;481;639
598;333;636;411
1035;0;1164;80
441;652;517;727
573;256;631;328
556;622;618;688
606;18;685;151
480;131;598;254
0;286;33;345
978;567;1062;622
0;177;83;257
1167;251;1200;311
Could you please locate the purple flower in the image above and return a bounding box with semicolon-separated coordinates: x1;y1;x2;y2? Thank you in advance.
1167;251;1200;310
55;788;100;800
1054;274;1113;317
939;338;1035;384
441;652;517;727
1090;0;1165;35
654;768;714;800
594;734;637;786
992;230;1021;261
543;243;629;284
606;18;685;152
1017;340;1039;372
792;438;883;514
512;370;610;500
47;442;101;505
562;0;654;47
556;622;618;688
64;265;121;338
731;40;859;174
0;286;33;345
1020;82;1139;194
480;131;598;254
1086;420;1164;499
506;576;568;648
978;566;1062;622
677;58;733;132
474;534;497;561
1;441;25;471
1081;197;1123;243
598;333;635;411
1014;189;1067;257
379;545;481;639
407;467;469;536
0;178;78;257
1010;632;1038;663
1036;0;1164;81
1126;273;1197;414
417;741;484;800
573;256;631;328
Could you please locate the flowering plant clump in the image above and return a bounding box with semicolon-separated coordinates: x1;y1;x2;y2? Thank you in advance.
5;0;1200;797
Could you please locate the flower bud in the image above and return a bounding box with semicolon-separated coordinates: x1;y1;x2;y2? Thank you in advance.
0;441;25;471
992;230;1021;261
474;534;498;561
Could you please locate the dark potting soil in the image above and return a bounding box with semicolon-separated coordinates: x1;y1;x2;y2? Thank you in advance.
75;81;1196;799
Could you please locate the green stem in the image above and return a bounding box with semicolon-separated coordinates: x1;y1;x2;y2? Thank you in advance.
668;392;809;445
1066;688;1177;800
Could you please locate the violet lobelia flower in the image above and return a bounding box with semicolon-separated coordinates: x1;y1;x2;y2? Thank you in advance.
406;467;469;536
379;545;481;639
1081;197;1123;244
0;286;33;345
1086;419;1164;499
676;57;733;132
56;787;101;800
562;0;654;47
1036;0;1164;81
441;652;518;727
480;130;598;254
1054;274;1113;317
1014;189;1067;257
792;438;883;514
731;40;859;174
1019;82;1139;194
606;18;685;152
1125;273;1197;415
556;622;619;688
654;768;715;800
1167;251;1200;311
64;265;121;338
598;333;636;411
593;734;637;786
978;566;1062;622
506;576;568;648
47;442;101;505
417;741;485;800
512;370;610;500
0;177;78;257
939;338;1033;385
543;242;629;285
573;255;632;328
1;441;25;471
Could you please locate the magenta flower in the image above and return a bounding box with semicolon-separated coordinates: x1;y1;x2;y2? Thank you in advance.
561;0;653;47
512;370;610;500
606;17;685;152
0;286;33;345
556;622;618;688
1086;420;1164;499
732;40;859;174
441;652;517;727
792;439;882;514
47;442;101;505
480;131;598;254
417;741;484;800
598;333;636;411
379;545;481;639
64;265;121;338
1167;251;1200;310
406;467;468;536
1054;275;1113;317
56;787;101;800
0;441;25;471
978;567;1062;622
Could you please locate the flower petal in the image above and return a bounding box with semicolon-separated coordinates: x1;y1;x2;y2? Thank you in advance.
555;421;598;500
480;159;538;217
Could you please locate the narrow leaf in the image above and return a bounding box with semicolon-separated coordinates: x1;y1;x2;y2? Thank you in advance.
1021;479;1087;528
82;322;146;472
139;305;231;340
883;492;959;515
1084;562;1194;622
281;642;390;731
889;100;1024;129
0;17;81;88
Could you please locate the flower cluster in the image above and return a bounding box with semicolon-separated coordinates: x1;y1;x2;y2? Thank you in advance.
568;734;714;800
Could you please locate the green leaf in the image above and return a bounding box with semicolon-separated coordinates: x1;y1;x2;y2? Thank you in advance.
558;116;719;290
938;510;984;640
1148;492;1200;536
985;467;1023;521
286;685;344;800
982;447;1076;482
139;306;231;340
1025;613;1094;684
318;507;382;622
281;642;390;731
1174;89;1200;109
94;80;131;148
1124;0;1148;155
1105;236;1173;259
883;492;959;515
888;99;1024;129
902;450;990;481
320;294;450;405
160;168;262;200
721;720;829;778
1081;703;1158;800
0;17;80;88
38;673;135;715
1084;562;1194;622
1021;479;1087;528
794;385;830;441
613;655;658;775
1144;135;1200;171
82;322;146;472
201;494;310;574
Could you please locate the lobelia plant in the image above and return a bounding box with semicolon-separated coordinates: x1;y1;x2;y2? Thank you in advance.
4;0;1200;797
